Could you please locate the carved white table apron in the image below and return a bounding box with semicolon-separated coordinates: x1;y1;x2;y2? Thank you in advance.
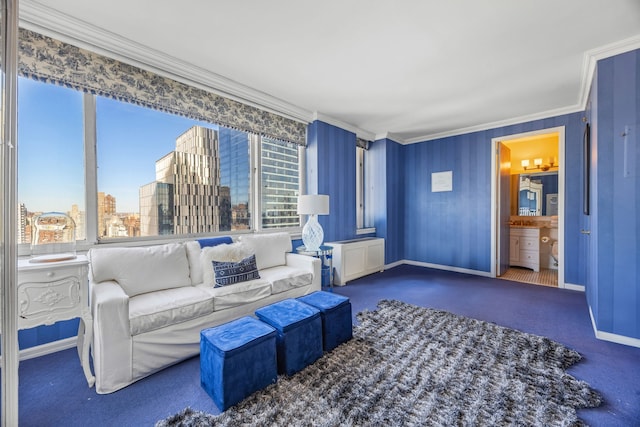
17;255;95;387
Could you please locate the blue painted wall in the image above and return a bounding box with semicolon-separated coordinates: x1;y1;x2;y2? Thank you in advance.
403;132;492;271
19;319;79;350
403;113;586;278
590;49;640;339
306;120;359;242
368;138;405;264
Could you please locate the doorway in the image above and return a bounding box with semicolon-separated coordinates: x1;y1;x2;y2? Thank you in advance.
491;127;565;288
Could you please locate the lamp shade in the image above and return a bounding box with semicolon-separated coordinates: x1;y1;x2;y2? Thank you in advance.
297;195;329;215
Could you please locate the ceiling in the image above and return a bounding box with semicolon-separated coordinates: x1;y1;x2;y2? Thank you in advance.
18;1;640;143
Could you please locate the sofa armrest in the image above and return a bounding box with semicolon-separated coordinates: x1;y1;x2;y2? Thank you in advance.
285;253;322;291
91;280;133;394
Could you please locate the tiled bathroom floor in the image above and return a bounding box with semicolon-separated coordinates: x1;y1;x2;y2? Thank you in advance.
500;267;558;287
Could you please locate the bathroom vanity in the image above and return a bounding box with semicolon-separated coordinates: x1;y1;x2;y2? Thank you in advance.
509;226;543;272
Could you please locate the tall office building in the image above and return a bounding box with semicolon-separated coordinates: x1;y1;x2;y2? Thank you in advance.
70;204;86;240
140;126;221;236
219;127;251;230
139;182;174;236
260;137;300;229
97;192;116;238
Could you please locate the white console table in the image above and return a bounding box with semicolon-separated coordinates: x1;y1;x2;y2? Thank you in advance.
17;255;95;387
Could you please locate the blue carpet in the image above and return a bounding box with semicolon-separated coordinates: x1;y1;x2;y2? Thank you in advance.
14;265;640;426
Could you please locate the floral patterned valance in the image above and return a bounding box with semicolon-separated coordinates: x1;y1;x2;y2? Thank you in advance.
17;28;307;146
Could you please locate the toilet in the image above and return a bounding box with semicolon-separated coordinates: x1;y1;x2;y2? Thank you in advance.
551;241;558;266
541;236;559;266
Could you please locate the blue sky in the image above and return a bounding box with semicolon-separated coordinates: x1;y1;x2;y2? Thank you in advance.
18;77;214;213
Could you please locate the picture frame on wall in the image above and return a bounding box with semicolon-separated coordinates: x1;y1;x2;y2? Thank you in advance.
583;122;590;215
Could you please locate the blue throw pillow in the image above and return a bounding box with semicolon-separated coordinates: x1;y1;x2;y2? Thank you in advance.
197;236;233;248
212;254;261;287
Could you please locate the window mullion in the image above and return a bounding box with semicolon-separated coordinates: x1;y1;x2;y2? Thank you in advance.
84;93;98;247
251;134;261;232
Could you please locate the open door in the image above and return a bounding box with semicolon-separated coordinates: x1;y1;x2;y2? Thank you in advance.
497;142;511;276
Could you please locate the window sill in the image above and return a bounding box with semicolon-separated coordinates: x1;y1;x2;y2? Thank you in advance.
356;227;376;235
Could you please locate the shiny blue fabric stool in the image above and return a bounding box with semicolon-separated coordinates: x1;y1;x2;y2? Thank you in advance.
200;316;277;410
255;298;323;375
298;291;353;352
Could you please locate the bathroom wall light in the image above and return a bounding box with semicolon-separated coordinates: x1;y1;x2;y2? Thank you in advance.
521;157;555;171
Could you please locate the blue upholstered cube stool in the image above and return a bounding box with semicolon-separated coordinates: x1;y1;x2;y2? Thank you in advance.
298;291;353;352
200;316;277;411
255;298;323;375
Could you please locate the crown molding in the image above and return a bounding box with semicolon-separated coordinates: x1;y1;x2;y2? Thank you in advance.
403;104;583;144
312;112;376;141
374;132;405;144
577;33;640;111
18;0;313;124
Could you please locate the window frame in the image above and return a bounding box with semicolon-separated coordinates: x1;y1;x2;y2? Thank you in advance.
356;144;375;235
17;87;304;256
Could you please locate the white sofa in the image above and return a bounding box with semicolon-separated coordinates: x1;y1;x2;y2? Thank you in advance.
88;233;320;394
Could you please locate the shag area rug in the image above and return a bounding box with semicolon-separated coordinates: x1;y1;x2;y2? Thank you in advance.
157;300;601;426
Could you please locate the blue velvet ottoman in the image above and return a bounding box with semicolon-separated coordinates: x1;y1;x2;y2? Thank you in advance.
298;291;353;352
255;298;323;375
200;316;277;411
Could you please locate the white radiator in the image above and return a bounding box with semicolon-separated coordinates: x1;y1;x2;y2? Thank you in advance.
326;237;385;285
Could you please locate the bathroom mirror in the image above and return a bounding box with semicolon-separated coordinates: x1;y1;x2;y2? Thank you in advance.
511;172;558;217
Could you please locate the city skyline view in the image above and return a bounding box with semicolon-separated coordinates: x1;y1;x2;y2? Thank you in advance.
18;76;219;213
17;77;300;242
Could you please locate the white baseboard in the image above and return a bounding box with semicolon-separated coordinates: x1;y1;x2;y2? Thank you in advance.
589;306;640;348
19;337;77;361
563;282;585;292
384;260;404;270
401;259;493;277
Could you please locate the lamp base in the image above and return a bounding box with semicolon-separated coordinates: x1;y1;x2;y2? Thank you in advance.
302;215;324;252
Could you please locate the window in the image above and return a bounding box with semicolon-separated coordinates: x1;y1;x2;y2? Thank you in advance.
17;82;302;247
17;77;85;244
260;137;300;229
356;143;375;232
356;146;365;230
96;97;253;239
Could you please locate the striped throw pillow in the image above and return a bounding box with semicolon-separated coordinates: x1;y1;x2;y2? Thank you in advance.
211;254;260;287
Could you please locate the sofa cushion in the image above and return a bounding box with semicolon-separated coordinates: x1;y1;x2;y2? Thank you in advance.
238;232;292;271
212;254;261;287
89;243;191;297
197;279;272;311
201;243;250;286
129;286;214;335
258;265;314;294
185;241;204;285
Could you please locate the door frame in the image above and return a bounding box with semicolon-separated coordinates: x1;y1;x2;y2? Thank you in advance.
490;126;566;288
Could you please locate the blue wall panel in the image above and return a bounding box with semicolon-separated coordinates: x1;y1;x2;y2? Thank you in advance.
403;132;492;271
307;120;358;243
368;138;404;264
18;319;79;350
385;140;405;264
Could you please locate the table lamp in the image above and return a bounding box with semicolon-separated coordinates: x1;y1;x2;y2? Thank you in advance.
297;194;329;251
